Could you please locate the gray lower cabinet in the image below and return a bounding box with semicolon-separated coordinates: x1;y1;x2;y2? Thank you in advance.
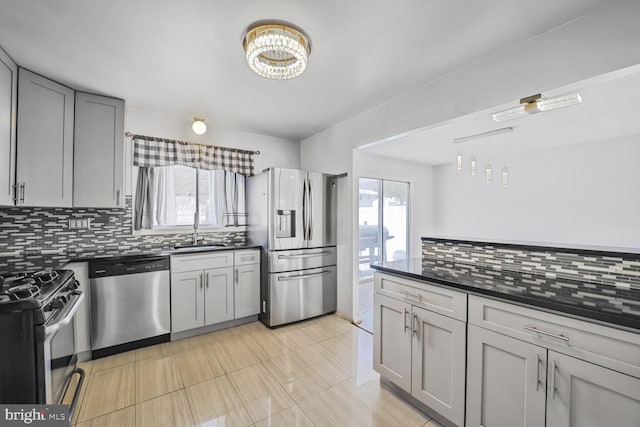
170;250;261;333
374;289;466;426
73;92;124;208
412;305;466;426
373;293;412;390
171;271;205;332
234;263;261;318
0;47;16;206
170;267;234;332
546;351;640;427
467;296;640;427
16;68;74;207
204;267;234;325
466;325;546;427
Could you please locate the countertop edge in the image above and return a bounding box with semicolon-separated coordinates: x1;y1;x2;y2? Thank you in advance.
370;264;640;333
64;245;263;264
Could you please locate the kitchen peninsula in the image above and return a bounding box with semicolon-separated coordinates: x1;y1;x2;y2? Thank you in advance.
371;237;640;427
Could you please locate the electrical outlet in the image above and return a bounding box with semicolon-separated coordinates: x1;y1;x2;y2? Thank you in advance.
68;218;91;229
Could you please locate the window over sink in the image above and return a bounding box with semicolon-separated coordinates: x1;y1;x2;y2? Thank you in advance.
138;165;246;230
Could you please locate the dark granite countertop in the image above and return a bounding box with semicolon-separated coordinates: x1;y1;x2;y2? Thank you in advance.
370;258;640;332
67;245;262;264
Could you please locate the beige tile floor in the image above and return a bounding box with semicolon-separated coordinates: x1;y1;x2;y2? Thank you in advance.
70;315;443;427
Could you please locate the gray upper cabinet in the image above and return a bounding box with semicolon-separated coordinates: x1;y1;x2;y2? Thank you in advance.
16;68;74;207
73;92;124;208
0;47;17;206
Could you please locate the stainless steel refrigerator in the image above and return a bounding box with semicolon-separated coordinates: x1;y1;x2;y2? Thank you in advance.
247;168;337;327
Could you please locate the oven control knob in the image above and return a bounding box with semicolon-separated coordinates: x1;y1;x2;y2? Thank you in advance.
66;280;80;291
49;298;65;310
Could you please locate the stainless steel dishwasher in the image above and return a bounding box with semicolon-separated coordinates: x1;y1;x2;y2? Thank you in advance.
89;256;170;358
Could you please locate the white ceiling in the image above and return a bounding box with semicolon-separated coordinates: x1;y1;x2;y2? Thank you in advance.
362;65;640;165
0;0;615;140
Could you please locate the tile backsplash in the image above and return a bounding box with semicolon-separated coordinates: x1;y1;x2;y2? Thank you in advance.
0;196;246;275
422;237;640;290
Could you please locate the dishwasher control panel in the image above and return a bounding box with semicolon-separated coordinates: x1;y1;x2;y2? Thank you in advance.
89;256;170;278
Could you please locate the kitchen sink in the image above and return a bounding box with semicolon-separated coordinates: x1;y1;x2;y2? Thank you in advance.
172;243;228;251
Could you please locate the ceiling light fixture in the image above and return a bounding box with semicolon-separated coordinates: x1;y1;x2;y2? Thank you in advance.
192;117;207;135
243;22;311;80
491;93;582;123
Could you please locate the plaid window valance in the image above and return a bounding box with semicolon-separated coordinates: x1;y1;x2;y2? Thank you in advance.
132;134;256;176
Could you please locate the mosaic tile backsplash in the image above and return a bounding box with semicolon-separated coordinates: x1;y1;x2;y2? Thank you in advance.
422;238;640;290
0;196;246;275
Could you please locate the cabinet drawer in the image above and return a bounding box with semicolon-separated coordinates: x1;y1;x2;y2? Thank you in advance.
171;251;234;273
234;249;260;266
469;295;640;379
374;272;467;321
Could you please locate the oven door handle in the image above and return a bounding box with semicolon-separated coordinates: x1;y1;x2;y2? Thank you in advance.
44;291;84;337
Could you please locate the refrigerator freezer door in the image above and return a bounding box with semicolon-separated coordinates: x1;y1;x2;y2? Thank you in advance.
306;172;337;248
268;266;337;326
269;168;306;250
269;247;337;273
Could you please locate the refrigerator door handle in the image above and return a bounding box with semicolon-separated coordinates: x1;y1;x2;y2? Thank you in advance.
302;178;308;240
308;178;313;241
277;270;332;281
278;251;332;259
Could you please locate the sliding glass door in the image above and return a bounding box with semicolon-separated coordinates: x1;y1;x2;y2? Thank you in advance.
358;177;409;280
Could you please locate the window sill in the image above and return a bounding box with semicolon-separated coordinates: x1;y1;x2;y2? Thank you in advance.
132;225;247;236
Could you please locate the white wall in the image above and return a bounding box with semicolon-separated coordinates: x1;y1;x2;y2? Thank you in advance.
300;1;640;320
433;135;640;249
125;109;300;195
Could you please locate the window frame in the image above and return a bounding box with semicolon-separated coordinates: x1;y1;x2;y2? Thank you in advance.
131;165;247;236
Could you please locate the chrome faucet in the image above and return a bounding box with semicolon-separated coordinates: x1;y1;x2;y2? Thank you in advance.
192;212;199;245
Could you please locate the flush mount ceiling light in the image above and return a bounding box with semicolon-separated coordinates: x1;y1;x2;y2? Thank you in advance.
192;117;207;135
491;93;583;123
243;22;311;80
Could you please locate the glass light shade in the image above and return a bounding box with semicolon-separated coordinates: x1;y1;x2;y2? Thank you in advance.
457;152;463;171
502;167;509;188
192;118;207;135
537;93;582;111
485;164;492;184
470;156;477;176
243;23;310;80
492;93;582;122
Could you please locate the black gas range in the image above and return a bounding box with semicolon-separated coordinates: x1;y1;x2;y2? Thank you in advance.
0;269;85;418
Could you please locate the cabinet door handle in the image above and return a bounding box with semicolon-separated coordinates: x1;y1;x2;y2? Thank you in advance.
116;189;121;206
535;354;541;392
401;290;422;301
551;360;557;399
235;268;239;285
20;183;25;204
13;184;18;204
412;313;418;337
200;273;204;289
403;308;409;332
524;326;570;342
205;272;209;288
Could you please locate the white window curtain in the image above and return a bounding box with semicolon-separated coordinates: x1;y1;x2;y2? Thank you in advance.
134;167;247;230
218;170;247;226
